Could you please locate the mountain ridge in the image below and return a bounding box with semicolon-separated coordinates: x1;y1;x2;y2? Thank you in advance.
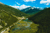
0;3;29;17
21;7;41;15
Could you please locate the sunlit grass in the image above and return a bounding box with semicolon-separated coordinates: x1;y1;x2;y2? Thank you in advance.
9;20;39;33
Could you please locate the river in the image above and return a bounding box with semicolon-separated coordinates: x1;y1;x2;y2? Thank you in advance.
12;18;33;31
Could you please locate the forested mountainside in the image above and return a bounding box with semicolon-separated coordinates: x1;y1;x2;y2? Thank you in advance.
0;10;17;31
29;8;50;33
0;4;29;17
0;3;28;31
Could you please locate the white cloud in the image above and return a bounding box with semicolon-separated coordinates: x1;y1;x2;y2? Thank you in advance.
19;4;30;10
15;1;20;5
40;0;50;5
11;4;30;10
23;0;36;2
12;6;19;8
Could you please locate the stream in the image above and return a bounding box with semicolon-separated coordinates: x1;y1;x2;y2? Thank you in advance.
12;18;33;31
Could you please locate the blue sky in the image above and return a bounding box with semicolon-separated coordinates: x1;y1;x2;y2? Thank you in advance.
0;0;50;10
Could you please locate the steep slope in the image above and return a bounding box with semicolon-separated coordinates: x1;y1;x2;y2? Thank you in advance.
0;10;17;31
0;3;28;31
21;7;41;15
0;4;29;17
28;8;50;33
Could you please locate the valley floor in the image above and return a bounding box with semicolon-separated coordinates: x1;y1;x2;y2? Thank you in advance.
9;17;39;33
0;15;39;33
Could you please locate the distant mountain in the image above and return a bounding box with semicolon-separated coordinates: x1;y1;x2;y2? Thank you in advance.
21;7;41;15
21;7;32;12
28;8;50;33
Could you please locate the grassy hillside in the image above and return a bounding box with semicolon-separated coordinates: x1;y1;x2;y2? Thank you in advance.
9;20;39;33
0;3;29;31
0;10;18;31
28;8;50;33
0;4;29;17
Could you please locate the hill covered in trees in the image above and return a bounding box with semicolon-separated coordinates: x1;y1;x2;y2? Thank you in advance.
0;3;29;17
0;10;18;31
0;3;28;31
28;8;50;33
